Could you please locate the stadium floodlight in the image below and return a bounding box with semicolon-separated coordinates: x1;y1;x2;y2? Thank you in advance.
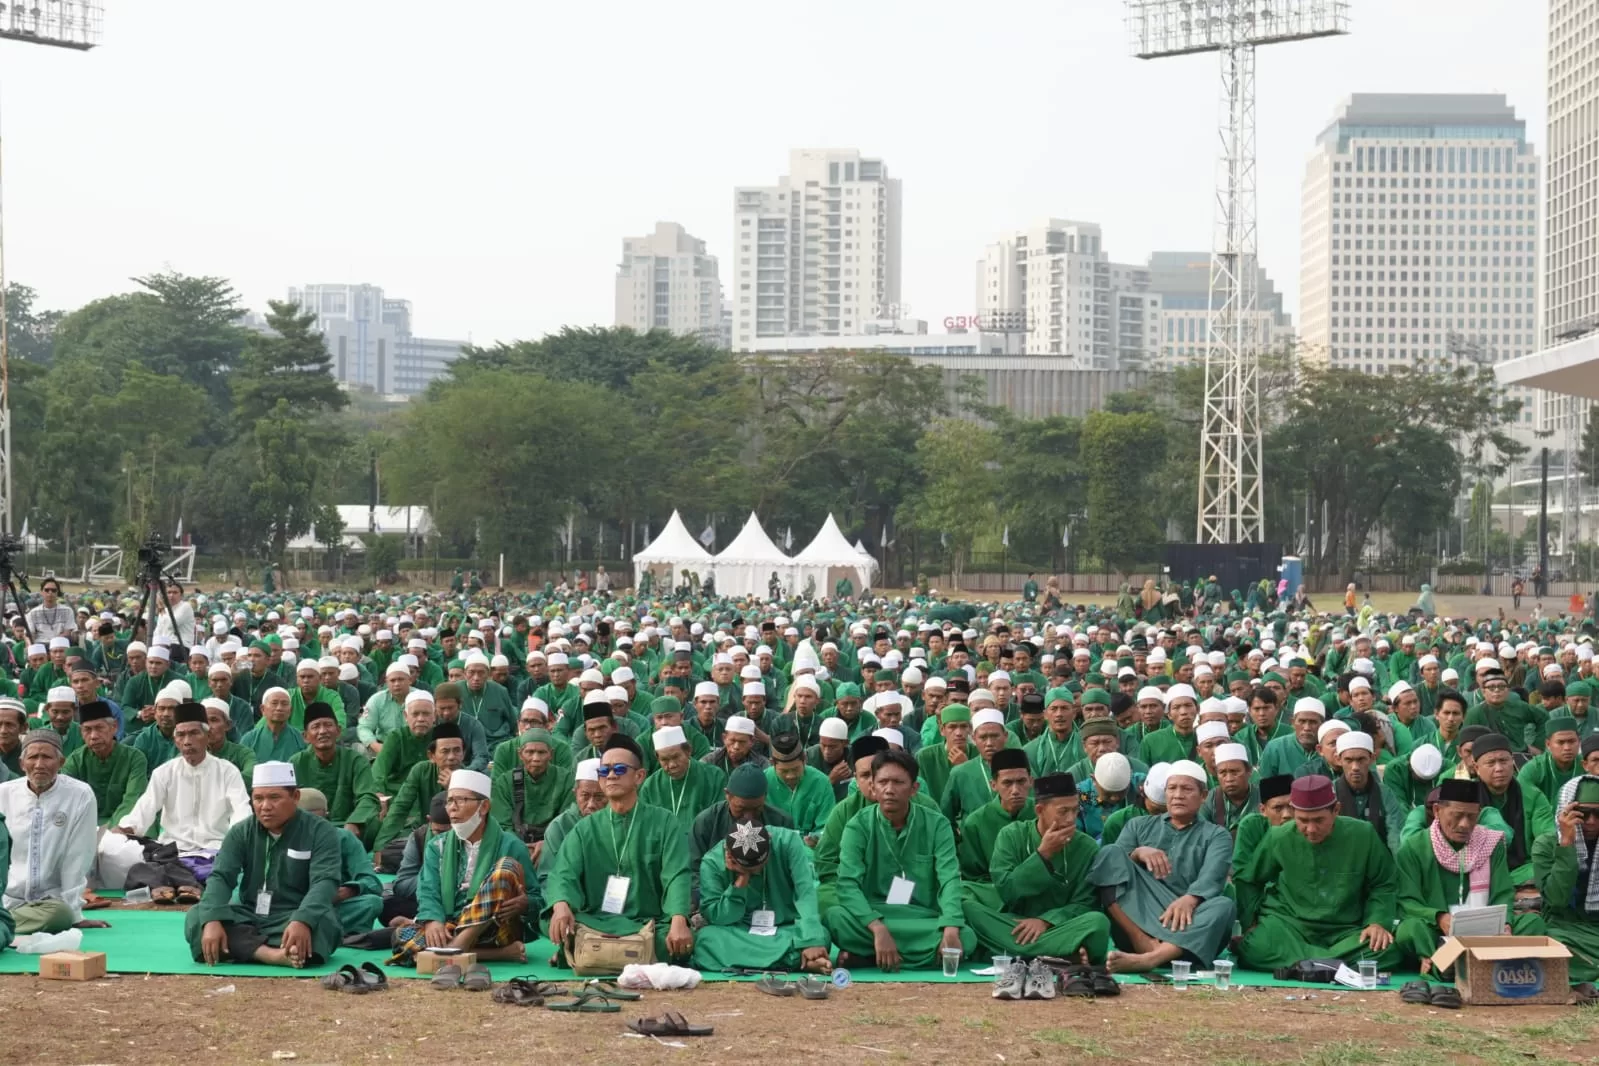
1126;1;1348;544
0;0;102;50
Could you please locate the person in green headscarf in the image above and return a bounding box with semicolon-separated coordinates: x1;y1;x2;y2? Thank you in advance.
1115;583;1136;618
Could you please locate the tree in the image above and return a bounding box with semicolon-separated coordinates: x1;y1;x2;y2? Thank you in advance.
247;401;338;564
1080;410;1167;575
4;282;62;364
898;419;1001;588
453;326;724;393
989;413;1084;563
234;301;349;419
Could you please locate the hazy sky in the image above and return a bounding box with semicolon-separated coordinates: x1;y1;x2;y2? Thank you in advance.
1;1;1545;345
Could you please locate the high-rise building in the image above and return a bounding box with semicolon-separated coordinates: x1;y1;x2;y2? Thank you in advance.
730;149;902;351
1146;251;1294;368
975;220;1161;369
1298;93;1540;437
614;222;725;342
284;283;465;397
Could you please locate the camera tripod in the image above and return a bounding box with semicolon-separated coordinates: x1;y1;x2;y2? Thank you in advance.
139;568;186;654
0;555;30;642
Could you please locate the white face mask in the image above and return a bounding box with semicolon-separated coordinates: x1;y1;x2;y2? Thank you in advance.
451;806;484;841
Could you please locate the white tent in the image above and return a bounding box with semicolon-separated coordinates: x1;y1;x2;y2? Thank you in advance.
712;512;792;598
633;510;714;590
791;515;872;598
854;539;881;577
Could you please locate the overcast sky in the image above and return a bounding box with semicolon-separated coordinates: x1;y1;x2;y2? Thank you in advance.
0;0;1545;345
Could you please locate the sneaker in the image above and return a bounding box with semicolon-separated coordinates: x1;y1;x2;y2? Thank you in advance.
1024;959;1058;1001
992;959;1026;1000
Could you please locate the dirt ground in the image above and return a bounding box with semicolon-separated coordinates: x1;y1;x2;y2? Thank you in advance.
3;975;1594;1066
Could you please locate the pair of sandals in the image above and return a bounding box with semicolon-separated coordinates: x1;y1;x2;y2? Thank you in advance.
755;974;831;999
493;977;642;1012
627;1011;714;1038
1054;963;1120;999
320;962;388;994
150;886;201;906
431;962;494;991
1399;980;1461;1009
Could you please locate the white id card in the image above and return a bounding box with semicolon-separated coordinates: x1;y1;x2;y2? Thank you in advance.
886;876;915;906
749;909;777;936
602;874;630;915
254;889;272;916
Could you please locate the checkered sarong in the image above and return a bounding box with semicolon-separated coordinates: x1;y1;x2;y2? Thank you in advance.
390;857;525;964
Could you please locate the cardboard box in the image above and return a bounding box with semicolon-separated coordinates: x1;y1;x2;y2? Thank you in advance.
39;951;107;981
415;950;475;975
1430;936;1571;1005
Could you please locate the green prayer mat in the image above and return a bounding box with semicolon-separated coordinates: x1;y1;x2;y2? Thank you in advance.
0;909;1421;988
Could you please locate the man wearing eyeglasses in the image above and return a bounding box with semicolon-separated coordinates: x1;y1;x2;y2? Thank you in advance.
1465;665;1549;756
545;735;694;963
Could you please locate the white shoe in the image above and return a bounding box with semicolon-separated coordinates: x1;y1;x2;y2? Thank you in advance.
1023;959;1057;1000
992;960;1026;1000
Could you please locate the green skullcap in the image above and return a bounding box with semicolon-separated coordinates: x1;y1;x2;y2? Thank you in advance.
727;762;768;799
1566;680;1591;699
1262;672;1287;686
1545;716;1580;741
940;705;972;724
1225;670;1251;685
1576;777;1599;805
1045;686;1076;706
433;682;463;703
518;728;553;750
250;639;273;654
1080;688;1112;707
650;695;683;717
834;682;862;700
1079;718;1119;740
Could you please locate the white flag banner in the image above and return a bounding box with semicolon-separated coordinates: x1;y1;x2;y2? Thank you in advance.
698;523;716;548
1062;525;1070;548
784;527;794;551
1001;526;1010;547
880;525;888;548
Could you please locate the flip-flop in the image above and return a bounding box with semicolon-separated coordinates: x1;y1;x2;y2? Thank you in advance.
320;964;365;993
1088;969;1120;997
149;887;178;905
546;991;621;1013
1060;974;1096;998
1399;980;1432;1004
583;977;642;1001
1573;982;1598;1007
430;963;463;990
627;1011;713;1037
756;975;796;997
358;962;388;991
1429;985;1463;1010
175;886;202;906
797;977;831;1000
462;963;494;992
492;979;546;1007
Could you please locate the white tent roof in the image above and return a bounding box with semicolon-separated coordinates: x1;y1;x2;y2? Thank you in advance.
854;539;880;573
793;515;865;566
713;512;791;565
634;510;713;564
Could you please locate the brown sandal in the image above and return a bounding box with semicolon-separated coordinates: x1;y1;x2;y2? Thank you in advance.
628;1011;714;1037
175;885;203;905
150;886;178;905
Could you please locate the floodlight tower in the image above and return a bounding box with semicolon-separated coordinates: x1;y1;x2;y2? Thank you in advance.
1126;1;1347;543
0;1;102;536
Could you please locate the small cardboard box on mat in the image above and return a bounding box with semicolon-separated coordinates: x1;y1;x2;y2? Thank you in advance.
415;951;475;975
1430;936;1571;1005
39;951;107;981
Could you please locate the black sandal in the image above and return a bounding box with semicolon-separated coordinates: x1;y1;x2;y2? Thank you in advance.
628;1011;713;1037
1060;973;1096;998
492;978;547;1007
357;962;388;991
320;964;365;993
1429;985;1463;1010
1399;980;1432;1004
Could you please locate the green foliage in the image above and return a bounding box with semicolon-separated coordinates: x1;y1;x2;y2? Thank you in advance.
899;419;1001;586
364;535;402;583
234;301;349;416
1081;409;1167;574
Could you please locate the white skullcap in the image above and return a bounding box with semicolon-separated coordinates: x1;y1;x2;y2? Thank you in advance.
462;650;489;666
1166;759;1207;786
208;662;232;678
546;652;569;666
252;761;297;788
611;666;634;684
1335;731;1375;755
201;697;230;717
694;681;719;699
260;686;289;703
652;725;687;751
988;669;1011;684
1094;752;1132;791
1317;719;1351;742
213;618;230;634
1293;696;1327;718
1165;683;1197;705
820;717;851;741
522;696;549;715
1224;696;1250;718
873;727;905;749
1137;686;1168;704
1198;697;1227;719
385;662;410;679
793;676;821;695
1442;668;1460;683
1387;680;1413;701
971;709;1006;731
404;690;434;707
46;685;76;705
47;635;70;650
375;629;394;642
742;682;766;698
126;641;147;655
1144;763;1172;804
447;769;492;798
1196;721;1231;745
969;688;996;706
725;715;756;736
582;689;610;707
1193;664;1214;678
1409;743;1443;779
1214;742;1250;767
490;654;510;669
295;659;318;675
740;665;762;680
1475;657;1501;673
902;666;924;685
159;680;192;703
713;652;733;666
1349;676;1372;693
398;654;419;669
317;656;339;670
148;645;171;662
339;663;358;682
579;668;605;686
923;676;947;692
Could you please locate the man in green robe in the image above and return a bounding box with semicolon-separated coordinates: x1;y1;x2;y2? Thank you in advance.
1472;732;1556;884
1532;774;1599;983
185;761;343;968
296;787;384;935
397;768;537;962
489;728;573;865
1329;730;1405;853
372;691;440;796
1139;684;1202;766
639;725;728;837
1518;717;1583;807
965;771;1111;963
1089;759;1235;971
941;709;1012;826
764;731;836;845
289;661;343;731
814;736;940;914
128;688;180;768
954;747;1035;899
1256;697;1326;779
1465;667;1548;754
1024;687;1086;776
1230;773;1297;877
373;722;464;856
689;763;796;878
1384;743;1444;813
1394;778;1545;972
238;688;308;763
1235;774;1402;971
61;701;147;826
694;821;831;973
537;758;604;896
203;700;257;780
914;704;974;806
459;654;518;748
1199;742;1258;834
546;735;695;962
289;703;380;840
825;749;975;970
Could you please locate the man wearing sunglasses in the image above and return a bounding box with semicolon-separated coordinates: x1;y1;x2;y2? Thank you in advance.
545;736;694;962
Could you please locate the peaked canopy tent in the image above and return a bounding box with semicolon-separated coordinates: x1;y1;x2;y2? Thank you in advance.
854;539;881;580
632;510;714;590
790;515;872;598
711;513;793;599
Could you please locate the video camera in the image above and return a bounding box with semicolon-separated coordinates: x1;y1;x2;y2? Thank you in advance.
137;532;169;578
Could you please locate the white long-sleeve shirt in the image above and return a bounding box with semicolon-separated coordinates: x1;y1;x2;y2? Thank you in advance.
0;774;97;922
119;753;251;854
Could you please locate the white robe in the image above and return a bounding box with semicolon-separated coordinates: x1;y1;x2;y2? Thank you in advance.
117;752;252;854
0;775;98;922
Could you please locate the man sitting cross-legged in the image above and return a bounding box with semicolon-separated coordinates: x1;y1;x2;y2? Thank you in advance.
0;729;103;936
825;749;976;971
1395;777;1545;973
964;771;1111;964
392;768;536;964
1088;759;1236;973
693;820;831;974
186;761;344;969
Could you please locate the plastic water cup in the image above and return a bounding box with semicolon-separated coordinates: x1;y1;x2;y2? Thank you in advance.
124;887;152;904
1171;960;1192;985
941;947;963;977
1213;959;1233;991
991;954;1013;976
1358;959;1378;990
